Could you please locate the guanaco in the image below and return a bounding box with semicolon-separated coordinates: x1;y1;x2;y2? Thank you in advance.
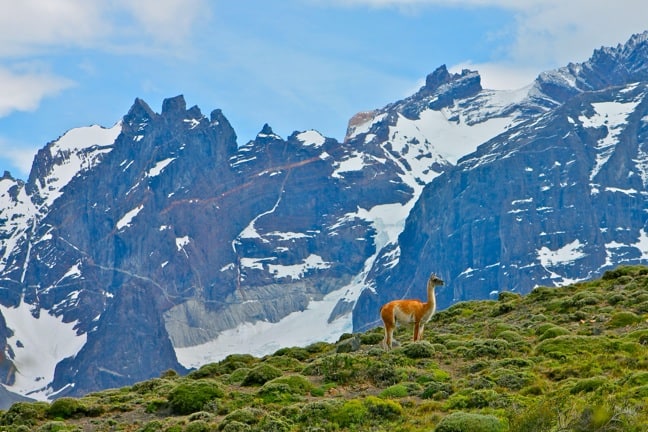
380;273;444;350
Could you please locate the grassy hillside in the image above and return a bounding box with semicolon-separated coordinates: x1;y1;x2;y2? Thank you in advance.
1;265;647;432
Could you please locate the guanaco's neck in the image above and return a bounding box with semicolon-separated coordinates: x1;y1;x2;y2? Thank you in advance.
425;282;437;309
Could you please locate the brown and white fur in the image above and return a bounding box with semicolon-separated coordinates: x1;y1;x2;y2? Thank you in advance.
380;274;444;350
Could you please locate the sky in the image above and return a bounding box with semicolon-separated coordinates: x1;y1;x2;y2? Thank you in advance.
0;0;646;179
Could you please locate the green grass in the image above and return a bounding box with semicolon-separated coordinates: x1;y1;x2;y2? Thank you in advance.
0;265;647;431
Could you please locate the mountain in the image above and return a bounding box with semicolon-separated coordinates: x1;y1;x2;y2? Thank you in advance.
354;31;648;331
0;265;646;430
1;31;648;404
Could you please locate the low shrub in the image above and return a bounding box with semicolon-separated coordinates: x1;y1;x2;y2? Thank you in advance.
39;420;83;431
258;383;300;403
216;354;258;375
272;346;310;361
379;383;412;398
225;367;251;384
187;363;222;379
607;311;642;328
489;368;535;390
497;330;524;343
364;395;403;420
465;338;510;359
402;341;435;358
331;399;368;428
184;420;213;432
446;388;500;409
47;398;86;419
299;400;340;424
257;414;291;432
366;361;398;387
434;411;507;432
420;381;454;400
167;380;225;415
569;376;609;394
221;407;265;427
360;332;384;345
303;354;366;385
241;364;282;386
262;355;303;372
537;326;570;341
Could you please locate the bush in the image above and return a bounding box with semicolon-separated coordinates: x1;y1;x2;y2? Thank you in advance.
299;400;340;424
220;421;251;432
241;364;282;386
303;354;366;385
187;362;222;379
509;400;555;432
218;408;267;431
167;380;224;415
607;311;642;328
47;398;86;419
497;330;524;343
214;354;258;375
0;402;49;426
184;420;214;432
537;326;570;341
402;341;435;358
421;381;454;400
360;332;384;345
272;346;310;361
262;355;303;372
570;376;609;394
365;395;403;420
446;389;500;409
434;411;507;432
39;421;83;431
465;338;510;359
258;382;299;403
366;361;398;387
379;383;412;398
331;399;368;428
257;414;291;432
489;368;535;390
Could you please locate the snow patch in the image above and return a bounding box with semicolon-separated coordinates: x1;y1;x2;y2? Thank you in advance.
296;130;325;147
116;205;143;230
37;122;122;209
146;158;176;177
537;239;587;267
268;254;331;280
174;285;352;368
0;301;86;400
176;236;190;251
579;100;640;181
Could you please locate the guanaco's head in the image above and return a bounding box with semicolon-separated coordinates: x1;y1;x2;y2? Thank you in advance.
428;273;444;287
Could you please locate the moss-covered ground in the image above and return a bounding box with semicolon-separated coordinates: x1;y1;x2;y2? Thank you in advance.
1;265;647;431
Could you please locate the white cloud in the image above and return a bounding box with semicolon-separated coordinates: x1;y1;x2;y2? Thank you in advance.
321;0;648;89
449;61;539;90
0;66;74;116
0;0;209;56
0;1;109;56
0;138;37;176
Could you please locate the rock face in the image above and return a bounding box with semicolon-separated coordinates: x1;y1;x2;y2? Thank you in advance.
0;30;647;405
354;31;648;331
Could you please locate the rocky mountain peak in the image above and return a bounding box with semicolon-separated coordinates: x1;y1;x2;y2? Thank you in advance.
161;95;188;117
123;97;157;131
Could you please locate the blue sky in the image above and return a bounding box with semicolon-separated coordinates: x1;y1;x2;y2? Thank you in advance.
0;0;645;179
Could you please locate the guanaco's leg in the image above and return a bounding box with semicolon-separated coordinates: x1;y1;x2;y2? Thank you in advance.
417;324;425;341
413;321;420;341
381;306;395;350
